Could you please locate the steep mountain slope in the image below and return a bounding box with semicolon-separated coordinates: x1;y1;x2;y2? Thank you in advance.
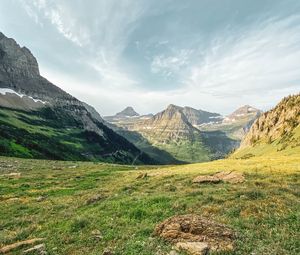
106;122;182;164
131;104;237;162
0;32;154;164
200;105;262;140
234;94;300;158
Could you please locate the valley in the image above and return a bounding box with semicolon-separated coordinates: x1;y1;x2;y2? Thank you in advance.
0;26;299;255
104;105;261;164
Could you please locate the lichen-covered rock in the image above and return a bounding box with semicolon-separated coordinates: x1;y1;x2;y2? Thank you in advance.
193;171;245;184
214;171;245;184
154;214;236;253
192;175;220;184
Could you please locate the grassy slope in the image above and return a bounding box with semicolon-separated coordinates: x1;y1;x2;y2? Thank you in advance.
0;107;154;164
113;128;182;164
156;138;211;163
233;125;300;159
0;154;299;254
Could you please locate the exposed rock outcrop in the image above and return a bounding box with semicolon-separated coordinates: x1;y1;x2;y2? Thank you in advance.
192;171;245;184
155;214;236;253
240;94;300;147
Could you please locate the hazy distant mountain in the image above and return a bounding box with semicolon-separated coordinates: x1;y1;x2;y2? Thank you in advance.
234;94;300;157
131;104;237;163
223;105;262;123
116;106;139;117
199;105;262;141
0;32;155;164
104;107;152;130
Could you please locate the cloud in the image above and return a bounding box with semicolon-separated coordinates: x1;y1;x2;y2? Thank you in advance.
185;15;300;98
20;0;91;46
151;49;193;78
14;1;300;115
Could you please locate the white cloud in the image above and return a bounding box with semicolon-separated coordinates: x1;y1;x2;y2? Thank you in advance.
21;0;90;47
151;49;193;77
16;1;300;115
185;15;300;98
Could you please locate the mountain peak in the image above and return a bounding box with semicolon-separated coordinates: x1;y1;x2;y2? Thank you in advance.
116;106;139;117
166;104;181;110
233;105;260;114
0;32;40;76
226;105;261;121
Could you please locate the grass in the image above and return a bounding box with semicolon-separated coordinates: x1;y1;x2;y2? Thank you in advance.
0;153;299;254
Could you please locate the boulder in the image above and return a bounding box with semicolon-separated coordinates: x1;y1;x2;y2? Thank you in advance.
193;171;244;184
214;171;244;184
154;214;236;253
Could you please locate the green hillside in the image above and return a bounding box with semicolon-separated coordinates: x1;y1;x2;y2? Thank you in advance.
0;107;155;164
233;125;300;158
234;94;300;159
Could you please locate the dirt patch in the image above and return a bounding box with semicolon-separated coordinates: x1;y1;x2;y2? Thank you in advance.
193;171;245;184
154;214;236;253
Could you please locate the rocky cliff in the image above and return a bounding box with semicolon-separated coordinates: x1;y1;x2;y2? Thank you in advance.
240;94;300;148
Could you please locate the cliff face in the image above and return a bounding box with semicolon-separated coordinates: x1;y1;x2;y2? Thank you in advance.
0;32;74;103
240;94;300;148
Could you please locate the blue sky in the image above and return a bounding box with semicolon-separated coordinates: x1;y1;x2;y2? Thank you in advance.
0;0;300;115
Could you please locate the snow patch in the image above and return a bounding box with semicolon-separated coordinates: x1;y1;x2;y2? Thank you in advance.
0;88;47;104
209;116;223;119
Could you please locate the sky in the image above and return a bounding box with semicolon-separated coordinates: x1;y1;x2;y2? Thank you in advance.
0;0;300;116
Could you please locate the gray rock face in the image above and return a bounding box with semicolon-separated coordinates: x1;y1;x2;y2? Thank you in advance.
0;32;103;134
0;32;73;103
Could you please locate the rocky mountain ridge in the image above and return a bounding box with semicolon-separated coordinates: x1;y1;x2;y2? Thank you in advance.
240;94;300;148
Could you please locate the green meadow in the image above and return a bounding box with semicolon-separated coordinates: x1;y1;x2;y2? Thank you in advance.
0;154;299;254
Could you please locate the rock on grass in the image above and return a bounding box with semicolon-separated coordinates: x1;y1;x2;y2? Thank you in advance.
154;214;236;254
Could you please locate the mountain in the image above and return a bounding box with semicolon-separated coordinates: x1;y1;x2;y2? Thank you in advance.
181;106;223;126
131;104;237;163
116;106;139;117
0;32;155;164
223;105;261;123
234;94;300;158
104;107;152;130
200;105;262;141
